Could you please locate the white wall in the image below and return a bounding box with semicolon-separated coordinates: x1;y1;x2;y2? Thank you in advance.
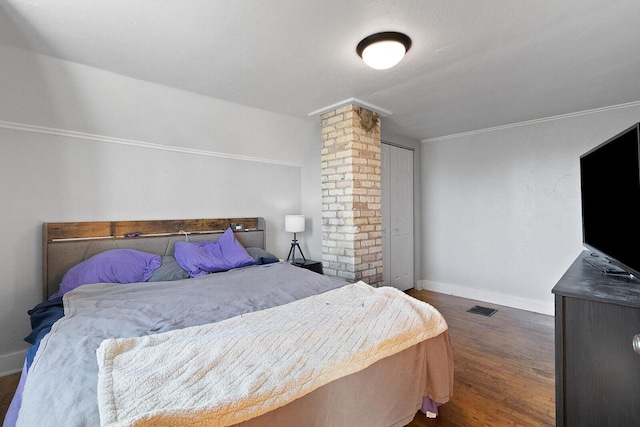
300;120;323;260
420;103;640;314
0;44;317;374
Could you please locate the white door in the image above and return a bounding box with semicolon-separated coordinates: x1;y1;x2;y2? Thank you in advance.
381;143;414;291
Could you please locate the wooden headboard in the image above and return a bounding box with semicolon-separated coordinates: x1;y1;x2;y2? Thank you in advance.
42;217;265;300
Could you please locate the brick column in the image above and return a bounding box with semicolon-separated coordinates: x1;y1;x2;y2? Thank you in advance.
320;104;382;286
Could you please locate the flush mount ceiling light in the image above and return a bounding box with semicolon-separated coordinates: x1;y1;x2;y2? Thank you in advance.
356;32;412;70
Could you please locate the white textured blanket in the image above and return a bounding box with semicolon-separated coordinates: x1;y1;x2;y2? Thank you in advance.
96;282;448;427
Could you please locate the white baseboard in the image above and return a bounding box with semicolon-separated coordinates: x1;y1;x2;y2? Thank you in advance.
417;279;555;316
0;349;26;377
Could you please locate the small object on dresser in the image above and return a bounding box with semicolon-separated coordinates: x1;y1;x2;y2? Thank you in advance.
293;259;323;275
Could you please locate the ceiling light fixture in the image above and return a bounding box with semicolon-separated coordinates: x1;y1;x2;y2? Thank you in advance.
356;32;412;70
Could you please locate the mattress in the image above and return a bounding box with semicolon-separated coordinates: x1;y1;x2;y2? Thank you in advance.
12;262;453;426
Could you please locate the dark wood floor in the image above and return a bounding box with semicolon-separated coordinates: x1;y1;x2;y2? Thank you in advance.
1;290;555;426
0;370;19;424
407;289;555;427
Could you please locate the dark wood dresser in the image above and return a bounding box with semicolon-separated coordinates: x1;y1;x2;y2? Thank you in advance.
552;251;640;426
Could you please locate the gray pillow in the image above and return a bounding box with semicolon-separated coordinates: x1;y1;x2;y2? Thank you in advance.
147;256;190;282
245;247;279;265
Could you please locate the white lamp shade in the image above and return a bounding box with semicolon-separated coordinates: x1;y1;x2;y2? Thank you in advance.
285;215;305;233
361;40;407;70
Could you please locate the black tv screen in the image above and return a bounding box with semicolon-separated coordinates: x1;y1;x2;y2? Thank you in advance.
580;123;640;278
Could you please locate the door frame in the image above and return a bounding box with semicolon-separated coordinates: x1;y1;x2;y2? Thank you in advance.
381;141;415;290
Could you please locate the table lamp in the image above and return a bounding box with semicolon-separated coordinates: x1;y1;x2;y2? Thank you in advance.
285;215;306;264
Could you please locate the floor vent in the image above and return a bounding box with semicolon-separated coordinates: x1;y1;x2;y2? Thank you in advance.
467;305;498;317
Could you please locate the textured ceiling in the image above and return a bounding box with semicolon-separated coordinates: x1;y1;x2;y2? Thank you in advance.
1;0;640;141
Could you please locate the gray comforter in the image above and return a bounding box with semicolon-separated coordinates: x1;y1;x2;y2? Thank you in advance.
17;262;346;427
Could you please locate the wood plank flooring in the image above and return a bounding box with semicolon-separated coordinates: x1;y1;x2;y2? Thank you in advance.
0;290;555;426
0;371;19;424
407;289;555;427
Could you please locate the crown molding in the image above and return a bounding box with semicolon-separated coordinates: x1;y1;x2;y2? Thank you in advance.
308;97;393;117
422;100;640;143
0;120;300;167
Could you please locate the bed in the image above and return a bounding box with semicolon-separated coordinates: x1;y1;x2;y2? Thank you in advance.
5;217;453;427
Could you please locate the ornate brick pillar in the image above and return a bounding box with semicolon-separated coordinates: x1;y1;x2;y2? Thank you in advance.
320;104;382;286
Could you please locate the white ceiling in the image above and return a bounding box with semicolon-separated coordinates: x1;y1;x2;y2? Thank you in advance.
1;0;640;141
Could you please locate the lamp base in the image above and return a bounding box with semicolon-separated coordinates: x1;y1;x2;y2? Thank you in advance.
286;242;306;264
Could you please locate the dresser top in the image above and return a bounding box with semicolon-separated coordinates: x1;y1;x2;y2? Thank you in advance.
552;251;640;308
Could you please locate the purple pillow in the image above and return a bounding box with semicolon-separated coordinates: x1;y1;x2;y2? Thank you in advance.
52;249;161;298
174;228;255;277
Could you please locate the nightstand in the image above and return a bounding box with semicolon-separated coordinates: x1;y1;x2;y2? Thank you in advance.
292;259;323;274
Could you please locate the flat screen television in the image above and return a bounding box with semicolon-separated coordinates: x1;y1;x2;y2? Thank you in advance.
580;122;640;278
